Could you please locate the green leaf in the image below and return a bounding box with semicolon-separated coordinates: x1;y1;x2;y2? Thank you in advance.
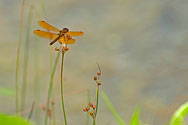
0;114;30;125
0;87;15;97
170;101;188;125
101;91;125;125
130;107;141;125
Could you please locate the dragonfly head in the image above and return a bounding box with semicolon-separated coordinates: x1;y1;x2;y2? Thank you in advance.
61;28;69;33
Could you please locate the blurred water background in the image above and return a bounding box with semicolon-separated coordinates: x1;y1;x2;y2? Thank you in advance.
0;0;188;124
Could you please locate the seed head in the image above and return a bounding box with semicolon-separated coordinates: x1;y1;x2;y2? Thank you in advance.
83;107;90;112
92;105;96;110
55;47;59;51
98;81;101;86
94;76;97;81
90;111;94;116
86;107;90;111
64;47;69;51
89;102;93;107
97;72;101;76
83;108;87;112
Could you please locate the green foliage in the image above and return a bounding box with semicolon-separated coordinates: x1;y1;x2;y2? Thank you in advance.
0;87;14;97
101;91;125;125
0;114;30;125
130;107;141;125
170;101;188;125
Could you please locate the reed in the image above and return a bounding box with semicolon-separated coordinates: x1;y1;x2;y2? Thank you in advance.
44;52;60;125
20;6;34;113
15;0;25;115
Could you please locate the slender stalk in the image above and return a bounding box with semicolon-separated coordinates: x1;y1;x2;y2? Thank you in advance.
52;101;56;125
93;112;96;125
93;119;96;125
20;6;33;113
34;36;41;124
95;85;99;117
50;47;56;125
93;62;101;125
27;101;35;120
86;90;90;125
95;62;101;116
15;0;25;115
93;85;99;125
60;52;67;125
44;52;60;125
34;0;46;121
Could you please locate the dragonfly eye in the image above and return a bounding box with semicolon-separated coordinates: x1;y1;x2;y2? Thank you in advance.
62;28;69;33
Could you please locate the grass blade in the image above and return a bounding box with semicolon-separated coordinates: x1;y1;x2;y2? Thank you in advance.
101;91;125;125
170;101;188;125
130;107;141;125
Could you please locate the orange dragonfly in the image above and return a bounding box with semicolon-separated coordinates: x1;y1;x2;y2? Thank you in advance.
34;21;84;45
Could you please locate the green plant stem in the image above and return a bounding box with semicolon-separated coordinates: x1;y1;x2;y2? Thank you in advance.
34;37;41;124
93;85;99;125
52;102;56;125
27;101;35;120
15;0;25;115
93;119;96;125
20;6;33;113
60;52;67;125
86;90;90;125
95;85;99;117
44;52;60;125
50;47;56;125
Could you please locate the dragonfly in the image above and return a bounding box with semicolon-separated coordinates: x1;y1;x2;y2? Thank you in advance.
34;21;84;45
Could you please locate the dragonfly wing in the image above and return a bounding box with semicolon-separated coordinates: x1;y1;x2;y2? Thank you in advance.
59;36;75;44
38;21;60;32
65;31;84;36
34;30;59;40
